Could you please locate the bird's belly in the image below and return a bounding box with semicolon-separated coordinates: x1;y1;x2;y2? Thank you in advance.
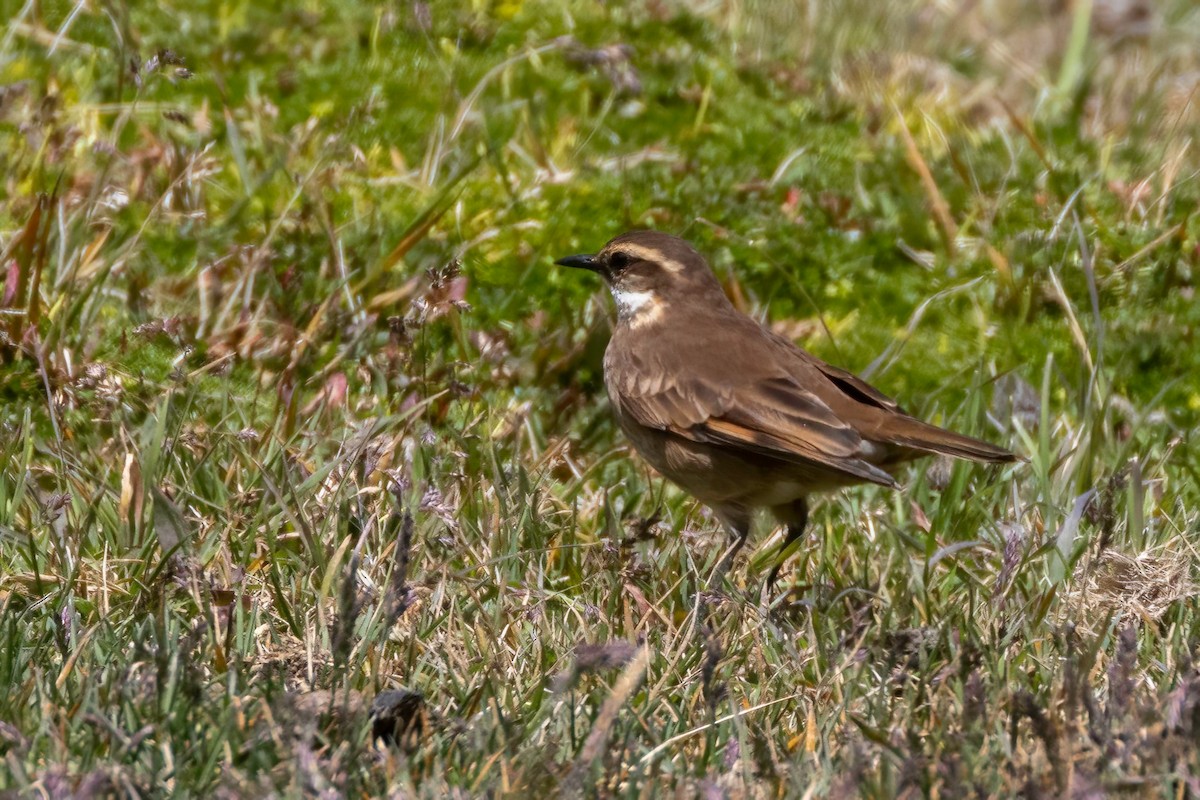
749;479;814;507
615;415;830;509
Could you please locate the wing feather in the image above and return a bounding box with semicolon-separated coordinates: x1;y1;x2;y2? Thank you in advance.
613;370;898;488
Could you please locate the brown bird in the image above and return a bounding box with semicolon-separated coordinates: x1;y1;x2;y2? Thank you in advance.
557;230;1017;589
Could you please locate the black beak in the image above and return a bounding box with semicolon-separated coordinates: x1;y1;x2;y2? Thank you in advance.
555;253;599;271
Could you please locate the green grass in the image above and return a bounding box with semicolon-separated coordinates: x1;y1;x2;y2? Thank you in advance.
2;0;1199;795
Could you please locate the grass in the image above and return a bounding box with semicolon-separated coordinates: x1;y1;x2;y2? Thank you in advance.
2;0;1199;795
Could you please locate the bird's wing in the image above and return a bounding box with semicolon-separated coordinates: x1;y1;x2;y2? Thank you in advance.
614;369;899;488
765;331;1015;464
763;329;904;413
811;360;904;412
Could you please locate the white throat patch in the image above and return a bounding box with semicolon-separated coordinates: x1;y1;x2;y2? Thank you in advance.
610;287;662;326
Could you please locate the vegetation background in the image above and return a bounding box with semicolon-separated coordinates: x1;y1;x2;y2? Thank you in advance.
2;0;1199;796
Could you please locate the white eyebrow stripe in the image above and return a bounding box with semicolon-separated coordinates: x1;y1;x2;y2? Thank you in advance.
608;244;686;272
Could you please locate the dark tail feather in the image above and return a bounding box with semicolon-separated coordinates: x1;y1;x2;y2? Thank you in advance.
885;417;1018;463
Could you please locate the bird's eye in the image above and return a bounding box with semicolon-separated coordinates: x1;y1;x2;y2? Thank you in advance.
608;251;632;270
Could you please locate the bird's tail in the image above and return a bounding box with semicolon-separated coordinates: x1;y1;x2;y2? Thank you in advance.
884;416;1018;463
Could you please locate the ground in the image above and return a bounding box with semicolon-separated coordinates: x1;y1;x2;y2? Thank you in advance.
1;0;1199;796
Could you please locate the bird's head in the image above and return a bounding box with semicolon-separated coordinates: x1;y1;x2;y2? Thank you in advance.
556;231;727;327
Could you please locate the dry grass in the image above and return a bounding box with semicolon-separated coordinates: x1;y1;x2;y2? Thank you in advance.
2;0;1200;796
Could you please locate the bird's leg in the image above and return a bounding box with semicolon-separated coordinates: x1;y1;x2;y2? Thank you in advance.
692;510;750;628
767;496;808;590
709;516;750;595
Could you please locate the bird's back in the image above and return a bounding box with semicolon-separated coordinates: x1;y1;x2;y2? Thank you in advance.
607;297;1014;469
